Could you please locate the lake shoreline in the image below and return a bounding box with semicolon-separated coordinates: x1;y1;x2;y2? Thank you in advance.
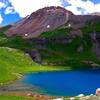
18;69;100;96
1;92;100;100
0;65;72;86
1;69;100;100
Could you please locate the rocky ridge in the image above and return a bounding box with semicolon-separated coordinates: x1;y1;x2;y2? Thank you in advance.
5;6;73;38
5;6;100;39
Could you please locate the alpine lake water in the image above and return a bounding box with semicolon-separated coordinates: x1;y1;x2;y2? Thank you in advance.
18;69;100;96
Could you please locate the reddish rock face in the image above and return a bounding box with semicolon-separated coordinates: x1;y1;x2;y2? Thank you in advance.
5;6;100;39
91;12;100;16
5;6;73;39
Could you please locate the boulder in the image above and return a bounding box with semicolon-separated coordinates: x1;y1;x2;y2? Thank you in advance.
96;88;100;96
26;93;33;97
77;94;84;97
70;29;83;37
77;45;83;53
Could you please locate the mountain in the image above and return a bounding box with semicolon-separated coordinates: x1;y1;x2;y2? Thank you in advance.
5;6;73;38
0;6;100;69
5;6;100;39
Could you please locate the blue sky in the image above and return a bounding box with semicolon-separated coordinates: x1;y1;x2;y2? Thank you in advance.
92;0;100;4
0;0;100;26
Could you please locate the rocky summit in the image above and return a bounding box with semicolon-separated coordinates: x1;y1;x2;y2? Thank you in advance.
3;6;100;67
5;6;73;38
5;6;100;39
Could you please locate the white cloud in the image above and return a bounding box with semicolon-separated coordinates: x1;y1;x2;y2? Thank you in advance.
2;0;100;17
0;14;3;24
66;6;83;15
0;2;6;25
65;0;100;15
94;4;100;12
0;2;6;9
5;6;16;14
8;0;62;17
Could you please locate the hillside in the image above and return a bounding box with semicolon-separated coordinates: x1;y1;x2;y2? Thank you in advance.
0;46;62;84
0;28;64;84
0;21;100;69
5;6;73;38
0;6;100;84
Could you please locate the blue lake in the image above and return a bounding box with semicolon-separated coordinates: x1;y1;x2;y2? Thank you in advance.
19;69;100;96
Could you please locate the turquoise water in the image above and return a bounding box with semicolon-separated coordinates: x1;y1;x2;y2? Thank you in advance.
19;69;100;96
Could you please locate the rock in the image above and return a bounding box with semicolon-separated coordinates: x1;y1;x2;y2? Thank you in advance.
0;83;3;86
96;88;100;96
77;45;83;53
70;97;75;100
26;93;33;97
27;50;42;64
82;60;100;69
91;63;100;68
70;29;83;37
85;96;90;99
77;94;84;97
90;94;94;96
91;32;100;58
82;60;93;65
53;97;64;100
91;12;100;16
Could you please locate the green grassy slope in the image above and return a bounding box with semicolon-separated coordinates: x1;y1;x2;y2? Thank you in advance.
0;32;33;50
0;47;64;84
0;30;65;84
38;37;99;69
38;22;100;68
40;28;70;38
0;21;100;84
0;47;37;84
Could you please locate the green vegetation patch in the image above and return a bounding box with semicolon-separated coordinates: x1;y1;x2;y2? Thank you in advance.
81;22;100;33
0;32;33;50
0;47;64;85
38;35;99;69
0;95;34;100
40;28;70;38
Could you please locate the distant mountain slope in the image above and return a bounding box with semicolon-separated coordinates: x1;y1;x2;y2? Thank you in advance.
0;6;100;69
5;6;73;38
5;6;100;39
0;25;12;32
0;47;38;83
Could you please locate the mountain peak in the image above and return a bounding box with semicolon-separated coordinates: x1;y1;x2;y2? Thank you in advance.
5;6;73;38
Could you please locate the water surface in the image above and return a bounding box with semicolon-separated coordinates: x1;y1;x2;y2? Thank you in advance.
19;69;100;96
